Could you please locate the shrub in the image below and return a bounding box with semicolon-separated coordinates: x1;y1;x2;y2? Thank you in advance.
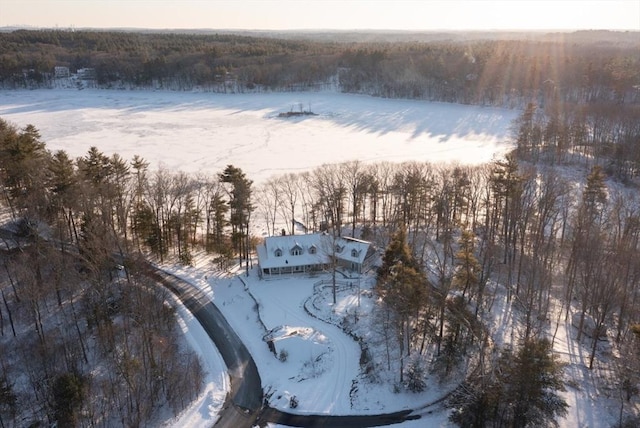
278;349;289;362
404;357;427;392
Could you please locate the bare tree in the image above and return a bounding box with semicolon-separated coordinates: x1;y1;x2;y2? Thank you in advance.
277;173;301;235
255;177;281;237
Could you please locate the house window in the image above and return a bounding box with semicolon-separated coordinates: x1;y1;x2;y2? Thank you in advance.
351;249;358;258
275;249;282;257
309;246;316;255
292;248;302;256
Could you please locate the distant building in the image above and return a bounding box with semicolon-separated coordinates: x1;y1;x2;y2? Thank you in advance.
77;68;96;80
54;66;70;78
256;233;372;277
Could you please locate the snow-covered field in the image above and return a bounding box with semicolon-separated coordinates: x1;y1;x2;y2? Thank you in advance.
0;89;516;183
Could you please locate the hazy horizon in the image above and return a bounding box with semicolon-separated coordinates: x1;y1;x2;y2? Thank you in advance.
1;1;638;32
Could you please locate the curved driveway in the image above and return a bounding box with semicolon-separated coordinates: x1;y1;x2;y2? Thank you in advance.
149;265;418;428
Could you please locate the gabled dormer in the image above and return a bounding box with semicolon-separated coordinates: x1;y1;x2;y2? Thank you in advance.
291;243;303;256
274;248;283;257
308;244;317;255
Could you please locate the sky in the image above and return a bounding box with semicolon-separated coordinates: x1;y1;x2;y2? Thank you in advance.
0;0;638;31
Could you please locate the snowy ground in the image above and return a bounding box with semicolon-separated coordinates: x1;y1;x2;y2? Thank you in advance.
161;252;627;428
160;290;229;427
0;89;516;183
163;257;452;427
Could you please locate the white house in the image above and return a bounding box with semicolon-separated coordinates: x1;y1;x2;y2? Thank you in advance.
77;68;96;80
256;233;372;277
54;66;70;78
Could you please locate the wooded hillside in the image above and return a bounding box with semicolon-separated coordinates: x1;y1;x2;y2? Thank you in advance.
1;29;638;105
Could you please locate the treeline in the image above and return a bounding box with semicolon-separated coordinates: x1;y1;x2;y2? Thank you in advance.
338;38;640;105
0;121;204;426
1;29;638;105
513;101;640;181
0;30;341;90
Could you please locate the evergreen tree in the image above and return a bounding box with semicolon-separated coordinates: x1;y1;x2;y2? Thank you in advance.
207;191;229;252
47;150;80;243
582;165;607;218
505;338;568;426
404;356;427;392
452;229;480;304
219;165;253;271
377;226;420;281
452;338;567;428
52;372;84;427
0;121;50;217
0;375;17;426
513;102;543;160
376;226;429;383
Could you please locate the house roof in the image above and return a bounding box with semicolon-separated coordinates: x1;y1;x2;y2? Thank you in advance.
257;232;370;270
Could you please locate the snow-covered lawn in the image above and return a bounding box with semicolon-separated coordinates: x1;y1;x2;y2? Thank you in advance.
163;257;452;427
0;89;516;183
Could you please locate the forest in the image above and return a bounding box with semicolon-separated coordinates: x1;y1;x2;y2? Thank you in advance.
0;29;639;106
0;28;639;427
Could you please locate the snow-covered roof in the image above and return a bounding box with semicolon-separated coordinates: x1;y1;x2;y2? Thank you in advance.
257;233;370;269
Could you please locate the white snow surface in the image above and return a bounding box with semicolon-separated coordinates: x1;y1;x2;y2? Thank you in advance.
0;89;516;182
163;259;452;427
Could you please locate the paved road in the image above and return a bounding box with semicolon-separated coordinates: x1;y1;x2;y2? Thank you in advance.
150;265;421;428
147;266;263;427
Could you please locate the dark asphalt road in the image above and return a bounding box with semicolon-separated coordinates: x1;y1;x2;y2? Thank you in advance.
148;267;263;427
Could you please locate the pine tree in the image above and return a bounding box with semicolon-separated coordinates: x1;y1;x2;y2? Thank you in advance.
376;226;429;383
377;226;420;282
582;165;607;218
404;356;427;392
207;192;229;252
451;338;567;428
504;338;568;427
452;229;480;304
0;121;50;217
219;165;253;272
52;372;84;427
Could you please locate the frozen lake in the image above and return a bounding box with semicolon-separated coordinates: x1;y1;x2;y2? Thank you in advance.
0;89;517;182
